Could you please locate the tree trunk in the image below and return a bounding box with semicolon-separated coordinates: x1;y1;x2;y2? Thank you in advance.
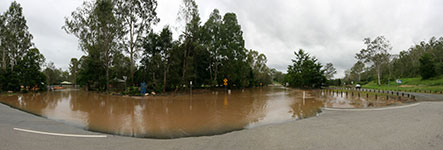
129;20;135;85
179;47;188;91
214;61;218;85
377;65;381;85
163;63;169;93
105;50;109;92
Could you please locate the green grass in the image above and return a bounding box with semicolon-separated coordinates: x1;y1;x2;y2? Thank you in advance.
361;76;443;94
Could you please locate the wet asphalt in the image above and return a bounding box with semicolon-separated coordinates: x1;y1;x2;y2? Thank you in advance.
0;93;442;150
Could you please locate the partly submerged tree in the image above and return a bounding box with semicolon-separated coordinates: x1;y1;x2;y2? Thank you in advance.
356;36;391;85
16;48;46;90
69;58;80;85
286;49;326;88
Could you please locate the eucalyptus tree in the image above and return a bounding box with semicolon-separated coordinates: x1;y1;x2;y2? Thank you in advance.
247;49;272;86
202;9;223;86
158;26;174;92
356;36;391;85
69;58;80;85
141;30;160;89
351;61;365;82
2;1;33;71
323;63;337;80
64;0;124;91
220;13;249;87
0;13;5;70
116;0;159;84
176;0;202;88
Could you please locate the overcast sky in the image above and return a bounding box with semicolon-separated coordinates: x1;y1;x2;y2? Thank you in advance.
1;0;443;78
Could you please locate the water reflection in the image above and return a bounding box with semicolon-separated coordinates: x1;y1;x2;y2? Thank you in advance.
0;87;403;138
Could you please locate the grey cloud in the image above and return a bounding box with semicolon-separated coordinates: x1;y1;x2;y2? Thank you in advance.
2;0;443;78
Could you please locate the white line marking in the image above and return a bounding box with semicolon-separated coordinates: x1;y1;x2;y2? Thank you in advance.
13;128;107;138
324;103;421;111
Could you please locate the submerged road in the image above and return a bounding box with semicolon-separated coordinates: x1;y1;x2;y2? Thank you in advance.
1;98;443;149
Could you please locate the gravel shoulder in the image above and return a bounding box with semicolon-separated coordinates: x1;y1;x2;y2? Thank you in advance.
1;101;443;150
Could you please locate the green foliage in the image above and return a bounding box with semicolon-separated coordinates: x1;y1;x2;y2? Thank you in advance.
62;0;278;93
362;76;443;92
121;86;141;96
347;36;443;86
69;58;80;85
116;0;159;84
64;0;124;91
270;69;285;84
419;53;436;79
0;1;46;92
355;36;391;85
247;50;272;86
286;49;326;88
16;48;46;90
323;63;336;80
1;1;33;71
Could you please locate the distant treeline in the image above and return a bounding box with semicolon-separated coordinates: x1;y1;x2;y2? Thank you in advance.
343;36;443;85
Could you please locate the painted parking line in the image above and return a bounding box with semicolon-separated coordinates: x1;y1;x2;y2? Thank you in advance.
324;103;421;111
13;128;107;138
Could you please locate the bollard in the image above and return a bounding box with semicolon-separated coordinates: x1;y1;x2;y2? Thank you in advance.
366;93;368;98
375;94;377;100
352;92;354;96
402;93;404;97
358;92;360;98
397;92;399;96
386;95;389;100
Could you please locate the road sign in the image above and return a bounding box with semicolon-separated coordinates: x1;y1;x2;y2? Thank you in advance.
223;78;228;83
224;82;228;86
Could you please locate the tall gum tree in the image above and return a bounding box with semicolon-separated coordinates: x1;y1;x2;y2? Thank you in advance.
64;0;123;91
202;9;223;86
116;0;159;85
356;36;391;85
176;0;201;89
2;1;33;71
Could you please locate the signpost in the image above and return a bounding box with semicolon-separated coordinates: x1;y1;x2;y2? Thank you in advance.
224;78;228;92
190;81;193;96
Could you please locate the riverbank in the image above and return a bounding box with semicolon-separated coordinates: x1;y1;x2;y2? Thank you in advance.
1;99;442;149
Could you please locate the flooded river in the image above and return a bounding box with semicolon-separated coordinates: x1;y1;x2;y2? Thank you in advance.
0;86;402;138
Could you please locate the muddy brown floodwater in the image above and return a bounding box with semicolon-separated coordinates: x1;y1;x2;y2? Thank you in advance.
0;86;405;138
